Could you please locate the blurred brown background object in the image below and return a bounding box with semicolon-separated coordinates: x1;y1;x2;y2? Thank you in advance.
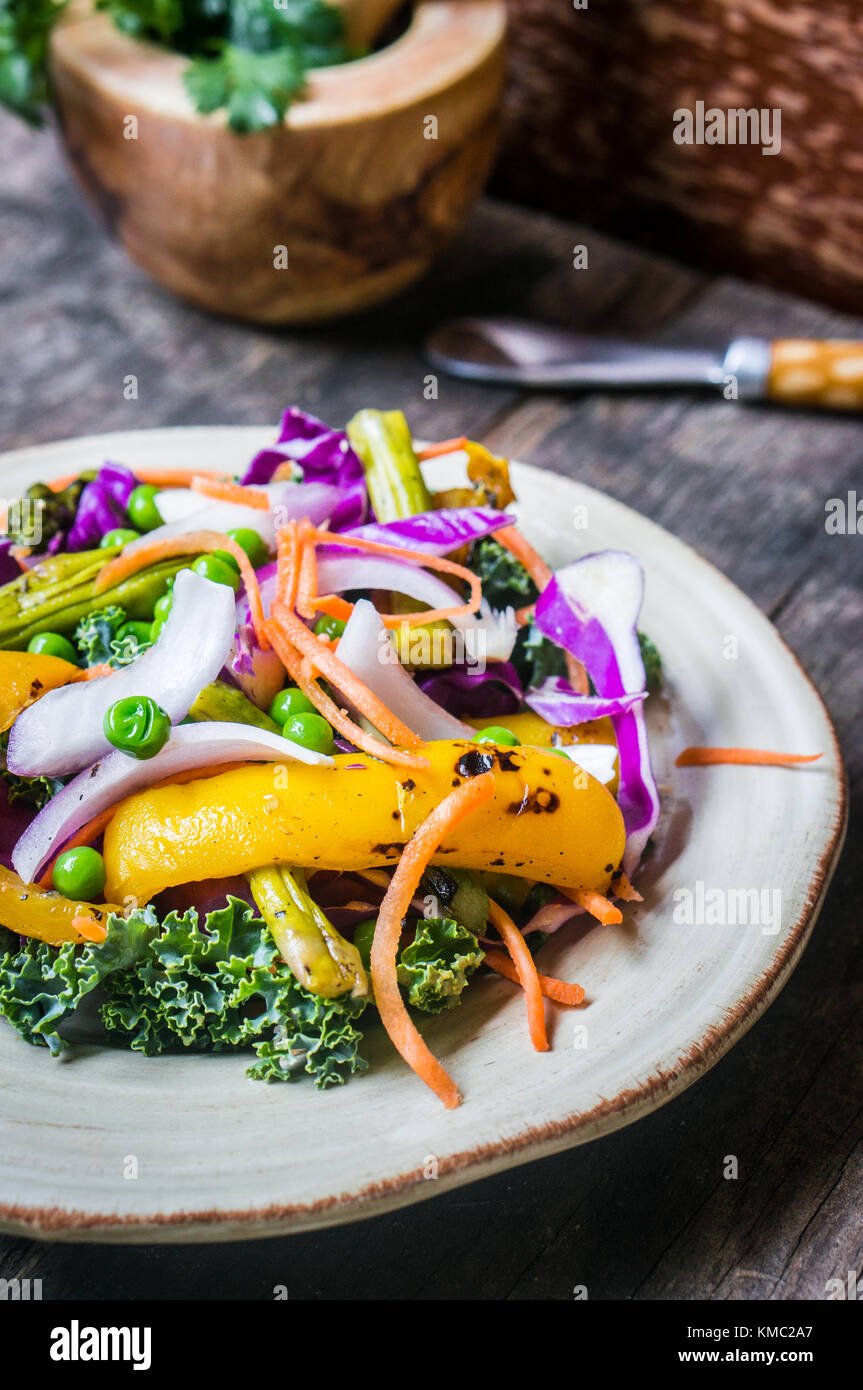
498;0;863;313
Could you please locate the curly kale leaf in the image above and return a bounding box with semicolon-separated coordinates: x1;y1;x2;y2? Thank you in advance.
397;916;484;1015
0;731;64;809
511;615;569;691
75;604;126;666
73;604;151;668
0;0;69;125
0;908;158;1054
101;896;368;1088
638;631;663;695
472;537;538;612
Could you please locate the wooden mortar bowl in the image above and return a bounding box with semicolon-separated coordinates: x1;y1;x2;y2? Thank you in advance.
49;1;506;324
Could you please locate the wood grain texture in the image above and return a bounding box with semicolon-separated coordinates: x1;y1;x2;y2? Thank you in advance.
49;2;506;323
498;0;863;316
0;111;861;1300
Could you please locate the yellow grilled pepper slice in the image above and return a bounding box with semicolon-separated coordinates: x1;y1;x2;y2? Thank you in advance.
0;651;82;734
103;740;625;905
0;864;124;945
247;865;368;999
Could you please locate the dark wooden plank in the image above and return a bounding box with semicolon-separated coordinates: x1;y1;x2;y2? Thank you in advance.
0;105;859;1303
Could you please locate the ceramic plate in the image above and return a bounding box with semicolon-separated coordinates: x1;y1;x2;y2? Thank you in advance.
0;427;846;1242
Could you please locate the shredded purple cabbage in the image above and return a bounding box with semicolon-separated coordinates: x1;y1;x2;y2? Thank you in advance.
525;678;647;726
419;662;523;719
66;462;137;552
0;540;19;586
535;551;660;874
241;407;367;529
345;507;509;556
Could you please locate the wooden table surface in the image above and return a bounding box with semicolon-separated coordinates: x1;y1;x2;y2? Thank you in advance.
0;113;860;1302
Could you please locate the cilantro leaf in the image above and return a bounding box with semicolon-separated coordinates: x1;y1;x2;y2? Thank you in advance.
184;41;305;131
397;916;484;1015
0;0;69;124
511;615;569;691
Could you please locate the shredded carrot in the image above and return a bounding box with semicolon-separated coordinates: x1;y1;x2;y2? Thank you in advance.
676;746;823;768
130;467;230;488
415;436;468;460
271;601;424;749
81;663;114;681
295;528;319;621
487;897;549;1051
515;603;535;627
276;521;300;609
483;950;585;1007
47;473;78;492
94;529;270;650
309;527;483;620
190;476;270;509
310;593;354;622
71;916;107;943
371;773;496;1107
495;525;588;693
613;872;643;903
560;886;623;926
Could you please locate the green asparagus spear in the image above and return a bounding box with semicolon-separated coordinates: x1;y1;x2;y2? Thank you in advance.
248;866;368;1000
347;408;431;522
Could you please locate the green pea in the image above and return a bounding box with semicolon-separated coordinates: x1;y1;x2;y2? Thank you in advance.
52;846;106;901
149;617;167;644
314;615;347;640
268;687;316;725
352;919;377;971
26;632;79;664
100;527;140;549
191;554;241;593
212;549;241;575
226;527;269;569
117;620;153;645
475;725;520;747
104;695;171;760
283;711;335;756
127;484;163;533
153;592;174;623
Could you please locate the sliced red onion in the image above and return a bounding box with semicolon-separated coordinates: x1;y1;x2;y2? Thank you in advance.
12;721;333;885
7;570;236;778
523;897;583;934
535;551;660;874
525;678;647;726
229;591;285;710
333;600;472;741
345;507;509;556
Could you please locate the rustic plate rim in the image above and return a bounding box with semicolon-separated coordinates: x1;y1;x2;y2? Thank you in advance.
0;426;848;1243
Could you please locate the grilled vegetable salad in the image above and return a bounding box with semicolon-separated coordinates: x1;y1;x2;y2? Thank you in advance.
0;408;662;1106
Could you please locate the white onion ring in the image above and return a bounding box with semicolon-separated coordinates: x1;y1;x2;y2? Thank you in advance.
7;570;235;778
334;600;472;741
